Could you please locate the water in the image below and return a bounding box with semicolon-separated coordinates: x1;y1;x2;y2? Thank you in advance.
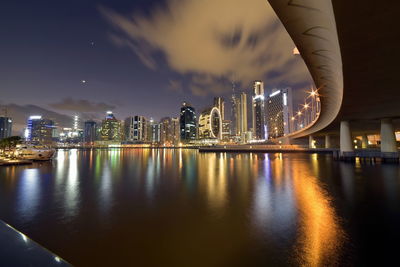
0;149;399;266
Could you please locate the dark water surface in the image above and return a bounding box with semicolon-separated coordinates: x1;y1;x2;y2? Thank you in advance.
0;149;399;266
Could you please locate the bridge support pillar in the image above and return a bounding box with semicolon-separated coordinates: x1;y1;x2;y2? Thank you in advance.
361;134;368;149
309;135;316;149
325;135;331;149
340;121;354;159
380;119;398;161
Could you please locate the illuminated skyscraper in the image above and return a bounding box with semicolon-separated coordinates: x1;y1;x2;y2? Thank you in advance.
83;120;97;143
73;115;80;131
149;119;161;143
231;82;238;135
133;116;148;141
221;120;231;141
238;92;248;135
0;117;12;139
159;117;172;145
171;117;180;145
124;116;135;141
213;97;225;120
252;81;266;140
266;88;293;139
26;115;55;144
198;107;222;140
180;102;197;142
100;111;122;141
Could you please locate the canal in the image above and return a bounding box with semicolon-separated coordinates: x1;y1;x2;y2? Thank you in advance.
0;149;399;266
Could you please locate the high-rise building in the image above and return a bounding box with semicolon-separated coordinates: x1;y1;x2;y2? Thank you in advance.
238;92;248;135
266;88;293;139
100;111;122;141
159;117;172;145
171;117;180;145
150;121;161;144
84;120;97;143
213;97;225;120
252;81;266;140
73;115;80;131
180;102;197;142
159;117;182;145
124;117;135;141
0;117;12;139
231;82;238;136
198;107;222;140
133;116;148;142
222;120;231;141
26;115;55;144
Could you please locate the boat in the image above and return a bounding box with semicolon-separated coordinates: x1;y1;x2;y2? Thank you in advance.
14;144;55;161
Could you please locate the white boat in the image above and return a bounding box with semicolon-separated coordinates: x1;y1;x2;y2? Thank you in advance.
15;144;55;161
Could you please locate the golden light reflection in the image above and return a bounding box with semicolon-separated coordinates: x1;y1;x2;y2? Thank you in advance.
198;153;227;211
292;160;345;266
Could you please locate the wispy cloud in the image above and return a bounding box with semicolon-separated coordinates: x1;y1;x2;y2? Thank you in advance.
100;0;311;95
167;79;183;94
49;98;116;112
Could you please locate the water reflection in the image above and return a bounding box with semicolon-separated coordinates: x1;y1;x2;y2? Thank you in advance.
65;149;79;218
1;149;399;266
291;159;345;266
17;169;40;222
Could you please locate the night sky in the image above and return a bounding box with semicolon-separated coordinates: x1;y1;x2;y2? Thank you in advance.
0;0;312;133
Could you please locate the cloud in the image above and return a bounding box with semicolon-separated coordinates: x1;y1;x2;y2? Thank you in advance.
109;34;157;70
167;79;183;94
100;0;312;96
49;98;116;113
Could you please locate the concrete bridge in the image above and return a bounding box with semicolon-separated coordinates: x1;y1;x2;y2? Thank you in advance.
268;0;400;160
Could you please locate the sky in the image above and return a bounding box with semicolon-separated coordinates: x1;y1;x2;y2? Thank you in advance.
0;0;312;133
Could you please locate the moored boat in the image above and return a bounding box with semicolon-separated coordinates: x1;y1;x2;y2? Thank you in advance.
14;144;55;161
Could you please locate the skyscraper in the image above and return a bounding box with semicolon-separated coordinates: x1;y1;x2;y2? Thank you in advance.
124;117;135;142
100;111;122;141
160;117;172;145
221;120;231;141
252;81;266;140
213;97;225;120
266;88;293;139
180;102;197;142
149;119;161;144
133;116;148;142
198;107;222;140
231;82;238;136
26;115;55;144
0;117;12;139
171;117;180;145
238;92;248;135
84;120;97;143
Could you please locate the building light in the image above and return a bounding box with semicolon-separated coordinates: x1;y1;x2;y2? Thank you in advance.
29;115;42;120
283;93;287;106
24;128;29;138
269;90;281;97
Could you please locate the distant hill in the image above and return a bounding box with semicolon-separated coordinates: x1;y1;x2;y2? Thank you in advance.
2;104;73;135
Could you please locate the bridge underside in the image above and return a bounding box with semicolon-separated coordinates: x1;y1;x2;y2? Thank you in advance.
268;0;400;137
322;0;400;134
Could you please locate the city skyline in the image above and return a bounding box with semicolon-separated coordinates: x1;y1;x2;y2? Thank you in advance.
0;0;312;133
